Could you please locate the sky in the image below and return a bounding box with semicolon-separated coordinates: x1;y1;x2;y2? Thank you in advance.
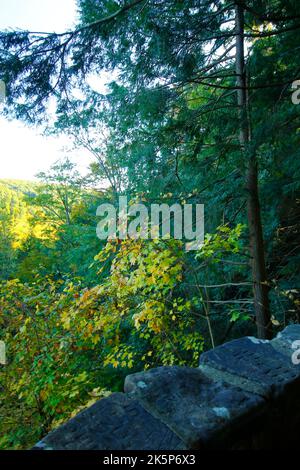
0;0;99;181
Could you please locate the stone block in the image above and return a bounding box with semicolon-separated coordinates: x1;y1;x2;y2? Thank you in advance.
125;366;265;449
271;324;300;359
199;336;300;398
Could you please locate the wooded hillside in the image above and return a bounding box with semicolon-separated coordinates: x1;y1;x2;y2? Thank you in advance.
0;0;299;449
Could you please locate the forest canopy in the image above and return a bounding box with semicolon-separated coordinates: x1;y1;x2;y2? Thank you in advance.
0;0;300;449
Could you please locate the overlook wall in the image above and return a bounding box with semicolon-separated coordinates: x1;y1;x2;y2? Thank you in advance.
33;324;300;450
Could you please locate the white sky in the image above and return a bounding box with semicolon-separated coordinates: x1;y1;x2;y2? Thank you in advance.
0;0;102;181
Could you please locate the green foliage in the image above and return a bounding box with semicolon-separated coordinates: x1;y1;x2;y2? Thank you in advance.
0;277;112;449
0;237;204;449
0;0;300;451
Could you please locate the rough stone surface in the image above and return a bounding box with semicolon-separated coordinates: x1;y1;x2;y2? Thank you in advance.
271;324;300;358
32;325;300;450
199;336;300;398
33;392;185;450
124;366;265;449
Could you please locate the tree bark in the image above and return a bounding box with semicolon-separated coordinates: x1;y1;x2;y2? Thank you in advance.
235;2;272;339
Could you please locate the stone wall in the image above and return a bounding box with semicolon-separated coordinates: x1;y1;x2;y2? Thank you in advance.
33;324;300;450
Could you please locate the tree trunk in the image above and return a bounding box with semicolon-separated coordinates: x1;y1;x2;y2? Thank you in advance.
235;2;272;339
